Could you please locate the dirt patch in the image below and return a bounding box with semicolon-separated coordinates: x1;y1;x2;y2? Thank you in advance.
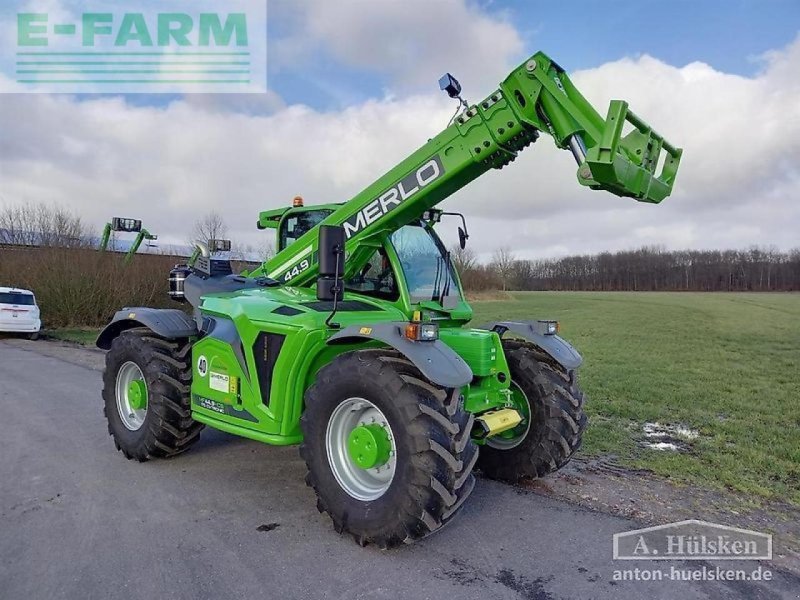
640;422;699;452
512;454;800;575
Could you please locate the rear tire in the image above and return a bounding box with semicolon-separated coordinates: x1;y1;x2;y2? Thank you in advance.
477;339;587;482
28;332;39;341
300;349;478;547
102;327;203;461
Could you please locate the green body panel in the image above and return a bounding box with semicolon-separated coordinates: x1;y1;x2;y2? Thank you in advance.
99;223;111;251
189;285;410;440
124;229;156;264
182;50;680;447
439;328;502;377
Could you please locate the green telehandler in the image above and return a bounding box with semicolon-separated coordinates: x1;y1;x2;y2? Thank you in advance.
99;217;158;264
97;52;682;547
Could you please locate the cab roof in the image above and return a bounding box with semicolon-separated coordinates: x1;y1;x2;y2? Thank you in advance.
257;203;342;230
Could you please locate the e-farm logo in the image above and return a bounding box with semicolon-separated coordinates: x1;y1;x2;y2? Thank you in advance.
5;1;267;93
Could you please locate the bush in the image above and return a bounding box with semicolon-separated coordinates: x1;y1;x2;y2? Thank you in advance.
0;247;179;327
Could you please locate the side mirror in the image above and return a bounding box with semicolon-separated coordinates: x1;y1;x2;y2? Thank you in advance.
458;226;468;249
317;225;345;301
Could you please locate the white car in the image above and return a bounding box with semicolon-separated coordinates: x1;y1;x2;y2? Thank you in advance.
0;287;41;339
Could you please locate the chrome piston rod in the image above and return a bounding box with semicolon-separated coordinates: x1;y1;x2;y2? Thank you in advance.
567;134;587;165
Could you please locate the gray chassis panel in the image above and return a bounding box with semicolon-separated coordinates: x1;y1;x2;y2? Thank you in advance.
327;322;473;389
96;307;198;350
479;321;583;370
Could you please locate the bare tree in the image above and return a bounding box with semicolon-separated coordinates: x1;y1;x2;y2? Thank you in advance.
490;246;515;291
0;202;91;247
190;211;228;246
231;240;274;264
449;243;477;275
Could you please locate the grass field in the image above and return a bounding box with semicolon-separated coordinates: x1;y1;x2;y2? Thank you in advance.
473;292;800;506
49;292;799;506
46;328;99;345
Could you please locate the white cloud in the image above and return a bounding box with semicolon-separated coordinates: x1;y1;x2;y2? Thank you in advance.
1;34;799;263
270;0;524;92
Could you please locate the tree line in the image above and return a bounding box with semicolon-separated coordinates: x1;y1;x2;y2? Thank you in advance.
2;202;798;293
0;202;273;262
451;245;800;292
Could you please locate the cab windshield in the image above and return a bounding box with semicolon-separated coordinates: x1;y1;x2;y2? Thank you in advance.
390;225;460;304
344;224;461;305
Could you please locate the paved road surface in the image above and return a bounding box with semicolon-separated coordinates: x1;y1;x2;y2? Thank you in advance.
0;340;797;600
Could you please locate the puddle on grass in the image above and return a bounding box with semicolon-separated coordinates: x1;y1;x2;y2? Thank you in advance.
641;422;699;452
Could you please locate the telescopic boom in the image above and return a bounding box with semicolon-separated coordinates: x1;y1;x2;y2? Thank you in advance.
251;51;682;286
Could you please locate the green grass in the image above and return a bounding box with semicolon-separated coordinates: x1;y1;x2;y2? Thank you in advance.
47;328;100;345
472;292;800;506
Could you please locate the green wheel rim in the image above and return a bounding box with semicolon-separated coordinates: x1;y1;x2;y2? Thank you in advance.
115;361;148;431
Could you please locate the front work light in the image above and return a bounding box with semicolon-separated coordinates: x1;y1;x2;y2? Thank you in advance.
404;322;439;342
537;320;559;335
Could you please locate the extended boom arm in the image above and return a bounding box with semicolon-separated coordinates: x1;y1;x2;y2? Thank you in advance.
251;51;681;286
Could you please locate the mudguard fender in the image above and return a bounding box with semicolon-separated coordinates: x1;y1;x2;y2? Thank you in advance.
96;307;198;350
480;320;583;370
327;322;473;389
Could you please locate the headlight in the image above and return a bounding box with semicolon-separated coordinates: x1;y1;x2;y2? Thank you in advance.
536;320;559;335
404;322;439;342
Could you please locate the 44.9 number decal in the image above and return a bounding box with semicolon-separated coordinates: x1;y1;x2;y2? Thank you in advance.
283;259;310;282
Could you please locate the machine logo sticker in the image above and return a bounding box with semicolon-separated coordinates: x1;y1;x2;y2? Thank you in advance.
343;155;445;239
194;395;225;415
209;371;230;393
197;355;208;377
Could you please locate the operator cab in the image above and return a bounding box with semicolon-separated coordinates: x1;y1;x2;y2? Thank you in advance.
331;219;462;307
267;202;463;308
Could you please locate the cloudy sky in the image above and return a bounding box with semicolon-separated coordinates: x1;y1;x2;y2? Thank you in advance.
1;0;799;261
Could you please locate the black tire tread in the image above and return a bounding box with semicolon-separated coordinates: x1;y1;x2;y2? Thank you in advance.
477;339;587;482
102;327;203;461
300;348;478;548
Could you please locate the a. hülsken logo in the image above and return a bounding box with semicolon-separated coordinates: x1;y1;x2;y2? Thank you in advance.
614;520;772;561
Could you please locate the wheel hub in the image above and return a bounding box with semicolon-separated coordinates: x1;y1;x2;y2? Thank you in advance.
127;379;148;411
348;423;392;470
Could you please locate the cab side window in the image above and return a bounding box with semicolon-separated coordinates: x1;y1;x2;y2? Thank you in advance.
279;210;333;250
344;248;399;301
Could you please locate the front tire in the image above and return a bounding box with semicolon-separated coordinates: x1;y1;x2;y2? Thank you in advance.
477;339;587;482
102;328;203;461
300;349;478;547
